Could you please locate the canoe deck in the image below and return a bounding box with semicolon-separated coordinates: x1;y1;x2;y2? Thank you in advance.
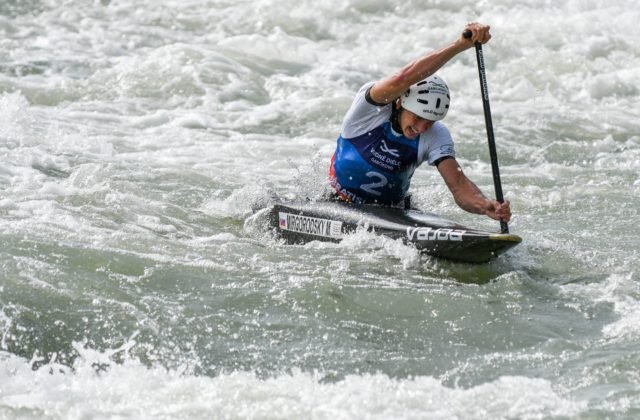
267;201;521;263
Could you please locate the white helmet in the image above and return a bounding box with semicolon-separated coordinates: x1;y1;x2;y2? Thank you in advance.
401;75;450;121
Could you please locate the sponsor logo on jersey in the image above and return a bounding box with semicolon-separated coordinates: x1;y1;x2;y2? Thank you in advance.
380;140;400;157
406;227;465;242
279;212;343;238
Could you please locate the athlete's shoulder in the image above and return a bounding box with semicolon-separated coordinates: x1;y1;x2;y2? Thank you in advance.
341;82;392;139
430;121;451;136
356;81;376;95
419;121;453;143
351;81;388;109
417;121;455;165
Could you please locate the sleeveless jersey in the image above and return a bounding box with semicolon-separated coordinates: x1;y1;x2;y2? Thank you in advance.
330;82;456;205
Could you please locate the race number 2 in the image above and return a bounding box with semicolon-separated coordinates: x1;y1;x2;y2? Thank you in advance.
360;171;388;196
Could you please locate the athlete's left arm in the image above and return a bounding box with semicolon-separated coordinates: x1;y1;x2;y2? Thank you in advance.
437;158;511;222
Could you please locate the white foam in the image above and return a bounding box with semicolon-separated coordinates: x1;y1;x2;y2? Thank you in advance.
0;348;585;420
0;91;32;143
562;273;640;342
338;227;422;270
201;185;276;219
136;215;178;234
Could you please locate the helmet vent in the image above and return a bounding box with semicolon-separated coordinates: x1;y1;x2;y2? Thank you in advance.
402;75;450;121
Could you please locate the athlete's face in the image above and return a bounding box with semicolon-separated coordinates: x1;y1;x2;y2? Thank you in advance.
400;108;434;139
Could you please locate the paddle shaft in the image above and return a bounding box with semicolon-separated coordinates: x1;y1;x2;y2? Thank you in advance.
463;30;509;233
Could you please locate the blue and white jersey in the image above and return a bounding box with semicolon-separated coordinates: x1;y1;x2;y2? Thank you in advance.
330;82;456;205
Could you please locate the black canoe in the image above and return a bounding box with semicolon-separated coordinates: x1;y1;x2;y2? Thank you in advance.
266;201;521;263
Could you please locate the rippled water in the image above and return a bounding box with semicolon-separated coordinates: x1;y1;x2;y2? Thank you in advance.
1;0;639;418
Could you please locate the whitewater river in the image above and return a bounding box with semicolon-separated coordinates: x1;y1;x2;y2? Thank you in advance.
1;0;639;418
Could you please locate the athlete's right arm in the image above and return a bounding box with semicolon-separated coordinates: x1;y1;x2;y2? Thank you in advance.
368;23;491;105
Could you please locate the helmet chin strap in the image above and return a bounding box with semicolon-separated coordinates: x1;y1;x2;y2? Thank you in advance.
390;99;404;134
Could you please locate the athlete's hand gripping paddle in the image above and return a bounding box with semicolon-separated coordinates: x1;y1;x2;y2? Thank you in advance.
464;29;509;234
